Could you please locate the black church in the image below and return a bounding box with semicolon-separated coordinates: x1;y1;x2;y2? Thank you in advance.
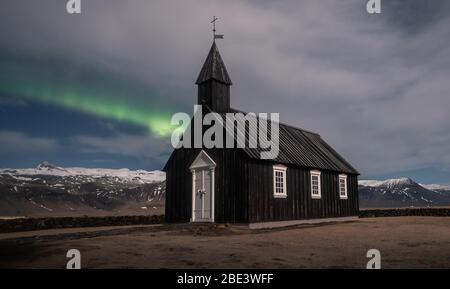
163;41;359;228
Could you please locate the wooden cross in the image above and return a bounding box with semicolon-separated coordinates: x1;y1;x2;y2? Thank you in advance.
211;16;218;36
211;16;223;40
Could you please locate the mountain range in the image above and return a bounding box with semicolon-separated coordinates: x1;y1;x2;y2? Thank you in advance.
358;177;450;208
0;162;166;217
1;162;450;217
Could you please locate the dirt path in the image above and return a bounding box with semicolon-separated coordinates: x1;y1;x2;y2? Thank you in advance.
1;217;450;269
0;224;162;240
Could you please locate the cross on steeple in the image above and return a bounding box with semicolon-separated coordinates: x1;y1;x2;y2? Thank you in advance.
211;16;224;41
196;20;232;112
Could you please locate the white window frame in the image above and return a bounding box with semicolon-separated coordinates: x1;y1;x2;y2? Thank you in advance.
310;170;321;199
273;165;287;198
339;174;348;199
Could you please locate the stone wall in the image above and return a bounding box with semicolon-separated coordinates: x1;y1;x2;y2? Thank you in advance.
0;215;164;233
359;208;450;218
1;209;450;233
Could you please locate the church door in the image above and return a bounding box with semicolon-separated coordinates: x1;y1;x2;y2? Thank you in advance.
189;151;215;222
193;169;213;221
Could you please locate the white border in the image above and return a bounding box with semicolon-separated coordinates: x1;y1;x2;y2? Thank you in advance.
273;164;287;198
310;170;322;199
189;150;216;222
338;174;348;199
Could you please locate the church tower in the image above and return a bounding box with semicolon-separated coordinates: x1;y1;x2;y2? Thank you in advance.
196;42;232;113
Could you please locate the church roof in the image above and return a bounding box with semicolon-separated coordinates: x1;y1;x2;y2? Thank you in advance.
163;105;359;175
196;42;232;85
222;108;359;175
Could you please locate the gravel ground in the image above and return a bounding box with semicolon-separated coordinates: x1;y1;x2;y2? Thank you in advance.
1;216;450;269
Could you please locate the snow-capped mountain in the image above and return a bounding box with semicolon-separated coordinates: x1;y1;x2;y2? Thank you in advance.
359;177;450;208
0;162;166;217
420;183;450;194
359;177;416;188
1;161;165;183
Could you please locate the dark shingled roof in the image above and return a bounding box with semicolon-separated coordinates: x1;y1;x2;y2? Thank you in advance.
163;106;358;175
196;42;232;85
223;108;359;175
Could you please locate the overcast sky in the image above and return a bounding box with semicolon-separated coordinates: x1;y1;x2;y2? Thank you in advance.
1;0;450;184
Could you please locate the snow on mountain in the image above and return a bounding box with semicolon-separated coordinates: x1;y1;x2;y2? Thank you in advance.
0;161;165;183
359;177;415;188
421;183;450;192
0;162;166;217
358;177;450;208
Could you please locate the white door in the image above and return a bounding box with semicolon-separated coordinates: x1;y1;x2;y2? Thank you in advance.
189;150;216;222
193;169;213;221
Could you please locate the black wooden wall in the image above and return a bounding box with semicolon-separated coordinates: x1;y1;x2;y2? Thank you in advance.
165;147;249;223
247;159;359;223
197;80;230;113
165;148;359;224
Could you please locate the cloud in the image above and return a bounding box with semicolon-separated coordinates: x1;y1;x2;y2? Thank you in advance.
1;0;450;178
0;131;60;152
72;133;171;164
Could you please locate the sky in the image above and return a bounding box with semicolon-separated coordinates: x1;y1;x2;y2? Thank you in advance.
1;0;450;184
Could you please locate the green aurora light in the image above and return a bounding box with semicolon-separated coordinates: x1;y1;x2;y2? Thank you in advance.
0;80;177;138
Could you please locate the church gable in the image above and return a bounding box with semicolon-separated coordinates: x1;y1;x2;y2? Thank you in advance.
189;150;216;170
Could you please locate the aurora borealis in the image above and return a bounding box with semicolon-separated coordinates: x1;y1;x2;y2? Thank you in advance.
0;79;175;138
0;37;188;169
0;51;179;138
0;52;182;169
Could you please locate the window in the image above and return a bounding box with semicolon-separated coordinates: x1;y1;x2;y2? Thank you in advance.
273;165;287;198
339;174;348;199
310;170;321;199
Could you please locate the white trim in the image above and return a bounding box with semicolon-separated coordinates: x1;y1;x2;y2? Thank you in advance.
201;170;205;219
211;168;215;222
310;170;321;199
190;169;196;222
338;174;348;199
189;150;216;223
273;164;287;198
189;150;216;170
273;164;287;170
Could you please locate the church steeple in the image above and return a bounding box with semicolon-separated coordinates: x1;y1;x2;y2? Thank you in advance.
196;42;232;112
196;42;232;85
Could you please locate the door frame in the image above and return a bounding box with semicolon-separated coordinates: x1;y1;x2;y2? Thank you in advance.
189;150;216;222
